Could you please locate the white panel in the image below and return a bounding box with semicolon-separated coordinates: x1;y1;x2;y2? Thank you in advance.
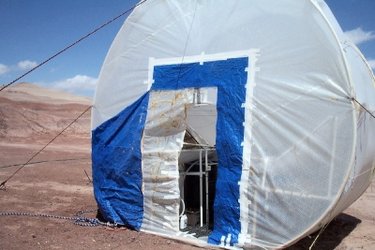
141;89;193;234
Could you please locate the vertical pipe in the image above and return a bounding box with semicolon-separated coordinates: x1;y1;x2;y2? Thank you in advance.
205;149;209;227
199;149;203;227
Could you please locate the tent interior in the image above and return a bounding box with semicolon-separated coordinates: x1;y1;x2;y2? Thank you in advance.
178;88;218;237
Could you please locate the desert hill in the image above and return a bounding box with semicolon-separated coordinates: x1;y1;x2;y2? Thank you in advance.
0;83;92;168
0;83;91;141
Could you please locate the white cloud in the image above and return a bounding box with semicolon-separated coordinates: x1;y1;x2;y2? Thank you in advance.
17;60;38;70
367;59;375;70
0;63;10;75
53;74;97;96
344;27;375;45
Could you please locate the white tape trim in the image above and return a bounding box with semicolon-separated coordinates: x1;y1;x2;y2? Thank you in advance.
147;57;155;90
226;234;232;246
149;49;259;67
199;51;206;65
220;235;226;247
238;50;260;246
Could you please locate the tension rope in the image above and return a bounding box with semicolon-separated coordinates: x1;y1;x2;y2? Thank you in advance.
0;157;90;170
0;0;149;93
350;97;375;119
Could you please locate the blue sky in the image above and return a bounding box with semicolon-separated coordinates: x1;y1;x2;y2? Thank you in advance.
0;0;374;97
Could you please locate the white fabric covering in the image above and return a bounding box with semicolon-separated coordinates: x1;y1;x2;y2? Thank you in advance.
92;0;375;248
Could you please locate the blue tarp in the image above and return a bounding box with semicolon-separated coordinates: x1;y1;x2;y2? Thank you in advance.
92;93;149;229
92;57;249;245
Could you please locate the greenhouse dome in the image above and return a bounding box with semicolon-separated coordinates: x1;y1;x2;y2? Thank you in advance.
91;0;375;248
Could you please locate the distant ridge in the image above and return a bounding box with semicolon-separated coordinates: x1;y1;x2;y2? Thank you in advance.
2;82;91;105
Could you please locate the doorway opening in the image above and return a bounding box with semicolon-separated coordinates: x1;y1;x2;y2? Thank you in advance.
146;52;255;242
178;88;218;238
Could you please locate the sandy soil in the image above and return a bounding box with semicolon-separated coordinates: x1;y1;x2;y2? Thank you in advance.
0;83;374;249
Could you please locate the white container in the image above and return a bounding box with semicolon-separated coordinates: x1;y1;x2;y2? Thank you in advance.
180;214;187;230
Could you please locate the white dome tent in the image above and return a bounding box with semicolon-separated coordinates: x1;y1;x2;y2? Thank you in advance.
91;0;375;249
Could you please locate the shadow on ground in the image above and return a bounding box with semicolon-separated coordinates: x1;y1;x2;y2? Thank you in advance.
287;213;361;250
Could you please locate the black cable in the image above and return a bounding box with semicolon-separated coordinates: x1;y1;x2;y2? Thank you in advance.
0;0;149;93
84;169;93;183
0;106;92;189
0;157;90;170
351;97;375;119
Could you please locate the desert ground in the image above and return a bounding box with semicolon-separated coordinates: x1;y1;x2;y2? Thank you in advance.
0;83;374;249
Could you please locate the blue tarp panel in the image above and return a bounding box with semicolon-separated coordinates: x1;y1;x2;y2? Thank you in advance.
92;57;248;245
92;93;149;230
